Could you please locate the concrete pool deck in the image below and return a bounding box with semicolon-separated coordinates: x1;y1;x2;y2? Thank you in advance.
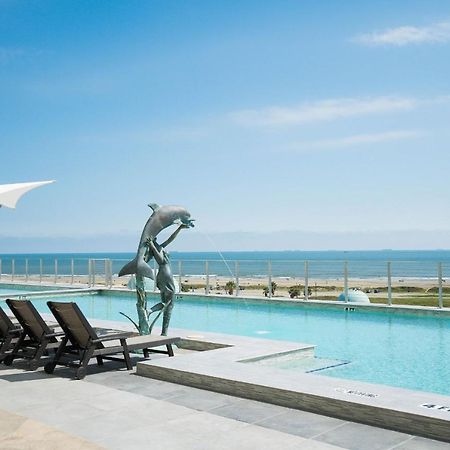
1;353;449;449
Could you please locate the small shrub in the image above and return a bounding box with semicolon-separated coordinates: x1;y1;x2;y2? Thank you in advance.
288;285;311;298
263;281;278;297
225;281;236;295
288;285;302;298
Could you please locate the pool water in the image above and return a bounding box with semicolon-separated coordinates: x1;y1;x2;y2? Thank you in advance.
17;293;450;396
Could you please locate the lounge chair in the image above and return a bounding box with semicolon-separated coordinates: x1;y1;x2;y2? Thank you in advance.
45;301;180;379
4;299;65;370
0;306;22;363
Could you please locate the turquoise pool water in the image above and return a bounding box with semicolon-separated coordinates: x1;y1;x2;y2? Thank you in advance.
11;293;450;396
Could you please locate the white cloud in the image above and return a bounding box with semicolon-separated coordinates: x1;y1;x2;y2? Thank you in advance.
231;97;417;127
290;130;423;151
355;21;450;46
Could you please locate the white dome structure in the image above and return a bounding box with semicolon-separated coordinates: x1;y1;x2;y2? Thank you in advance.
338;289;370;303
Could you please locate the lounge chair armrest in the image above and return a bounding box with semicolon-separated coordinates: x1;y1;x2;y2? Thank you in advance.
91;332;134;343
45;331;66;338
9;328;22;335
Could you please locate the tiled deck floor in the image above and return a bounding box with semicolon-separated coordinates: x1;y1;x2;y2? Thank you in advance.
1;356;449;450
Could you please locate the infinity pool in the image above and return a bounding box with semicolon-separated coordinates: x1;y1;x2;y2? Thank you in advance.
7;292;450;396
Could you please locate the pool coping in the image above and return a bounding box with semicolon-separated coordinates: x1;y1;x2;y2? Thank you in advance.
0;286;98;299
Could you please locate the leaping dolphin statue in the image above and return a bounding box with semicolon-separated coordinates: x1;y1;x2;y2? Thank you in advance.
118;203;195;279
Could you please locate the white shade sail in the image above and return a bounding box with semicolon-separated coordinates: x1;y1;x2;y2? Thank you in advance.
0;180;55;209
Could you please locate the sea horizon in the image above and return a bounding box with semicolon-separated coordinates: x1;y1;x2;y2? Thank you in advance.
2;249;450;256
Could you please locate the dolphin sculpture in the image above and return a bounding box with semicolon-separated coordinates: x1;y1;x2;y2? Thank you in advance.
119;203;194;279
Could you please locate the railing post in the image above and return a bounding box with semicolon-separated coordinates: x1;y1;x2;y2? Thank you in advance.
106;259;111;288
88;260;91;287
387;261;392;306
268;261;272;298
205;261;210;295
92;260;96;286
344;261;349;303
0;258;2;281
25;258;29;282
39;259;43;283
178;260;182;292
108;260;113;288
90;259;94;286
235;261;239;297
71;259;74;285
438;262;443;309
304;261;309;300
54;259;58;284
12;259;15;282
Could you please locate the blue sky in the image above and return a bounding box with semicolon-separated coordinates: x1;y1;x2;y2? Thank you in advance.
1;0;450;251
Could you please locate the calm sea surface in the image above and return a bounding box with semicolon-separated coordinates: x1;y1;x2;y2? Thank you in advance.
1;250;450;278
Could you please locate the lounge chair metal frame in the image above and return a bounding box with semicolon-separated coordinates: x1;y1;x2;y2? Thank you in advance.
4;299;65;370
45;301;179;379
0;306;22;363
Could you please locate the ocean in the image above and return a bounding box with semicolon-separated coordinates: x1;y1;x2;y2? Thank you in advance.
0;250;450;279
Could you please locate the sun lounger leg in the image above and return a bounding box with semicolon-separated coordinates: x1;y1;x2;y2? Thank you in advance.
96;356;104;366
0;335;13;362
44;336;69;374
29;338;49;370
166;344;174;357
120;339;132;370
76;347;95;379
3;331;26;366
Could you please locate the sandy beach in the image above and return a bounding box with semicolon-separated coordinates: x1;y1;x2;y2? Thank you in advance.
2;273;445;305
173;274;445;301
